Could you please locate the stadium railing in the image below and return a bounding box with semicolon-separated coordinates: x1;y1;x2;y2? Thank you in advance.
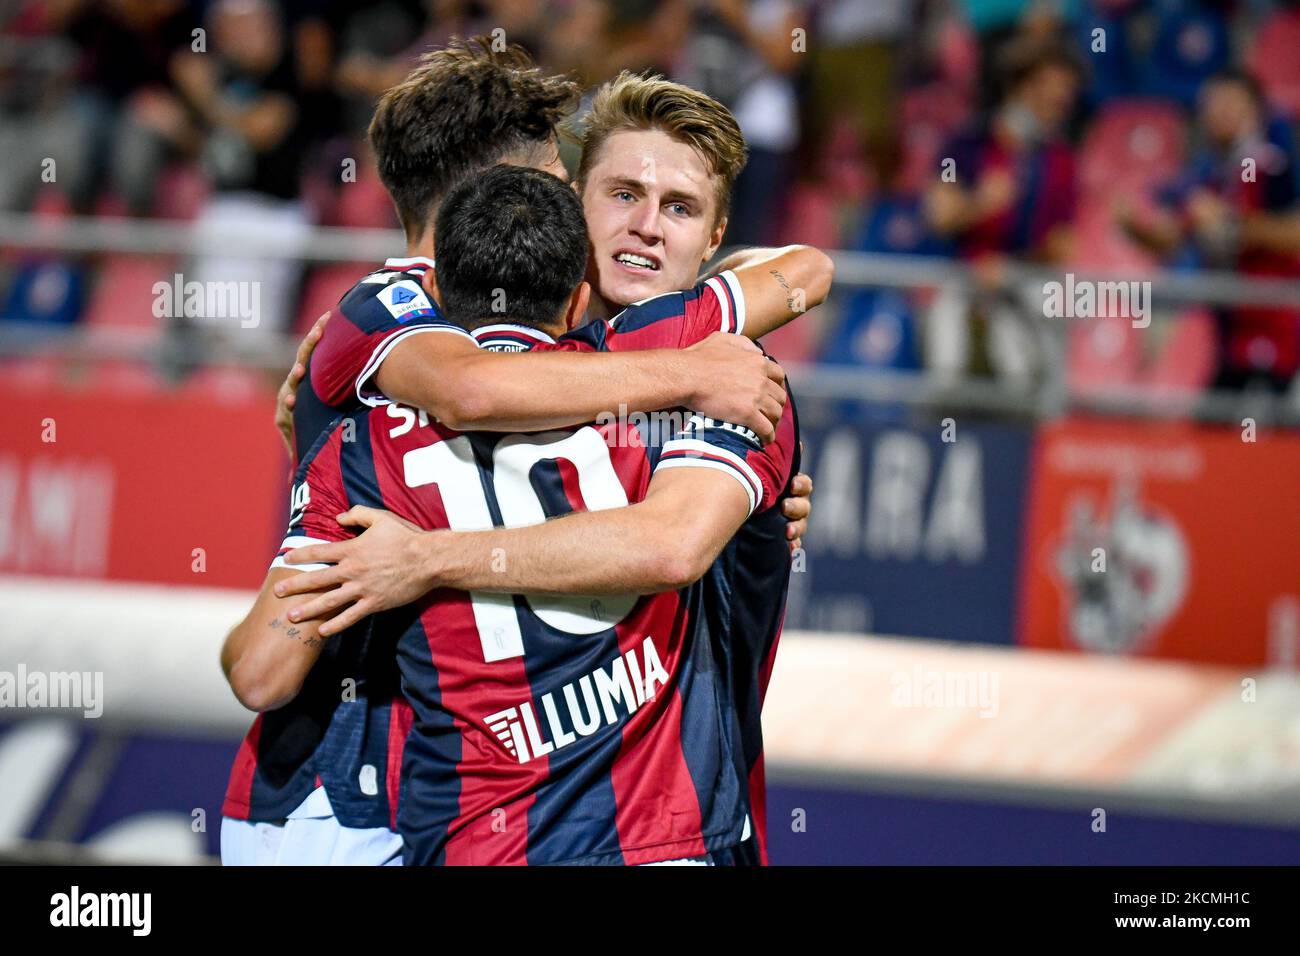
1;211;1298;427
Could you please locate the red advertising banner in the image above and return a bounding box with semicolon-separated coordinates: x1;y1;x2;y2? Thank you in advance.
0;377;287;589
1018;416;1300;667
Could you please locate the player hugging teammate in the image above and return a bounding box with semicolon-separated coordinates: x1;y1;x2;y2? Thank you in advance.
218;37;829;866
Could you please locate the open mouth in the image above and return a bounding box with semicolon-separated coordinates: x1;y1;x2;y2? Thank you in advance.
613;251;661;273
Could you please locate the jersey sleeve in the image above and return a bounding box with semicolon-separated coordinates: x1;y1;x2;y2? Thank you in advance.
653;398;797;517
308;275;476;411
270;424;354;573
602;269;747;351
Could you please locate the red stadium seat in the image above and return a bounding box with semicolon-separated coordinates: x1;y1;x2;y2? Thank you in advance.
1078;99;1187;200
333;170;398;229
1249;10;1300;119
1146;306;1216;390
294;263;371;334
1067;316;1144;395
1072;202;1158;271
82;254;176;334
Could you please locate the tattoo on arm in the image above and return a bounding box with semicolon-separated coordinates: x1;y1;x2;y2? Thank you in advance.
769;269;798;312
269;616;324;649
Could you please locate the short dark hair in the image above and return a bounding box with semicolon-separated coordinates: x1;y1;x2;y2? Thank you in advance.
434;165;589;331
368;36;580;239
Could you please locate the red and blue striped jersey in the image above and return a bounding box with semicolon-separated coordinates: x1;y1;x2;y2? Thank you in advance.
223;271;770;844
285;379;785;865
699;389;800;865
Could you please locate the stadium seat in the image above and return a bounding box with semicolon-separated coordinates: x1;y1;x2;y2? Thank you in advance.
82;254;176;334
332;170;399;229
294;263;372;334
1067;316;1144;394
1078;99;1187;201
1072;202;1157;271
1145;306;1216;391
1248;9;1300;119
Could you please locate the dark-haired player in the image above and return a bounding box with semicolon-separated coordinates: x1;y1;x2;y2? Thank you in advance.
227;166;812;863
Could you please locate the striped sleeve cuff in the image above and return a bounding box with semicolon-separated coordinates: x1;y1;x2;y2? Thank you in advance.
355;322;478;407
271;534;332;572
704;269;746;335
655;437;763;516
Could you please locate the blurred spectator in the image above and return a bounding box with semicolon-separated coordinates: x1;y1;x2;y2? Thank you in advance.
671;0;806;245
336;2;468;124
171;0;311;359
1120;70;1300;393
822;140;948;372
924;36;1082;384
806;0;911;165
37;0;195;215
958;0;1035;109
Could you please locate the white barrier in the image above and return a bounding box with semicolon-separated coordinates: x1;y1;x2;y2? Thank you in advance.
3;576;1298;829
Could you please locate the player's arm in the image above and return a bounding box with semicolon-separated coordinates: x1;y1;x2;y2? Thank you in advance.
275;466;751;635
431;466;751;594
277;408;795;632
220;569;334;713
703;245;835;339
376;328;786;442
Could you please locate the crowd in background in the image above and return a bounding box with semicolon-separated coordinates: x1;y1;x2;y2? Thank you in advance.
1;0;1299;399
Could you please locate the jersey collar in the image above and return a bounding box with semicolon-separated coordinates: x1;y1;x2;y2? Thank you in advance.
471;323;556;351
384;256;436;272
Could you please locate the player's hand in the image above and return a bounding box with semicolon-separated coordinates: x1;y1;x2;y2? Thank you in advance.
684;332;786;443
275;505;431;636
275;311;330;455
782;466;812;553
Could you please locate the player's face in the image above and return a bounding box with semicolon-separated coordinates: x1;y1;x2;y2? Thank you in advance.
580;129;727;309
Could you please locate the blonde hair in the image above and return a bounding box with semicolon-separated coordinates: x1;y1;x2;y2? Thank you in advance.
576;72;748;225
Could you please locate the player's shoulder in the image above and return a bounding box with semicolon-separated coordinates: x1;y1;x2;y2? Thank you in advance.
554;320;609;352
607;271;743;335
606;286;694;334
337;258;443;331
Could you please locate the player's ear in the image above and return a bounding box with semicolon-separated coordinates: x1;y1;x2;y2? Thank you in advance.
563;281;591;331
703;214;727;263
421;267;443;309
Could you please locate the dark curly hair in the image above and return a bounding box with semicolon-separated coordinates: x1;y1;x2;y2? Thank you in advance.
368;36;581;239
